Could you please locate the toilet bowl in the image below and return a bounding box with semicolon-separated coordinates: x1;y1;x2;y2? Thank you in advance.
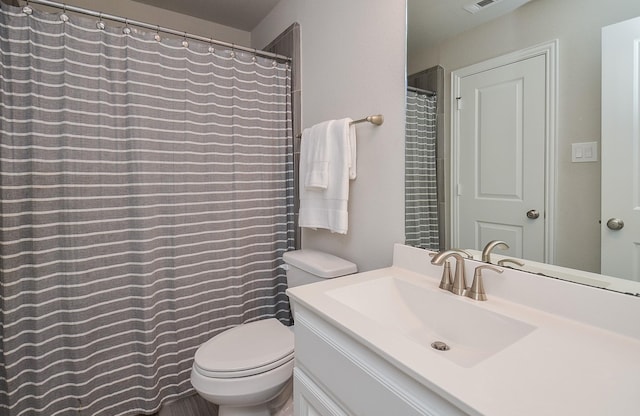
191;319;294;416
190;250;357;416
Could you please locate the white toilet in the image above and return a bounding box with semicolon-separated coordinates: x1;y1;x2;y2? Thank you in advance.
190;249;357;416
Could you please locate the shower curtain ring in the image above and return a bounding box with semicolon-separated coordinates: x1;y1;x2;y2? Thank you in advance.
154;25;161;41
60;4;69;22
230;44;236;58
23;0;33;15
96;13;105;30
123;18;131;35
208;37;215;54
182;32;189;48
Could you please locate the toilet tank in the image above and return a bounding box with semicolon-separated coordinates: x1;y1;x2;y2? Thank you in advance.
282;249;357;288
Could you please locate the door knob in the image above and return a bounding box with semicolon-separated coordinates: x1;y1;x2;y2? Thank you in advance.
526;209;540;219
606;218;624;230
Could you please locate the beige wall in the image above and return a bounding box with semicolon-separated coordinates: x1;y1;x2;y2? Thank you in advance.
42;0;251;46
252;1;407;272
408;0;640;273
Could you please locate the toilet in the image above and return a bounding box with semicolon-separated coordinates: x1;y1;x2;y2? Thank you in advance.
190;249;357;416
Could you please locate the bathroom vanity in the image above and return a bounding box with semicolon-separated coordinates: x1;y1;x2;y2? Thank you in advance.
286;244;640;416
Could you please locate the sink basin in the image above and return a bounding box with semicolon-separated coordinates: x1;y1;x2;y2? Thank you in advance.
326;275;536;367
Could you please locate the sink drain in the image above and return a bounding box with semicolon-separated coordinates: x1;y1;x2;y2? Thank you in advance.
431;341;450;351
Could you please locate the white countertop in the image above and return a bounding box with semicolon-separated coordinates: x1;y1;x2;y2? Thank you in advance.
287;244;640;416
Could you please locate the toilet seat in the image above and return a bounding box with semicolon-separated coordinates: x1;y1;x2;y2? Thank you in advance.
194;318;294;379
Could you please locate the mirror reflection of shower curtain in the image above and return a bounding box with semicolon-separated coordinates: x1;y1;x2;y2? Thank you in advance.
405;90;439;250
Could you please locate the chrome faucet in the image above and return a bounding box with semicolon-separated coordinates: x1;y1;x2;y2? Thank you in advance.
430;250;468;296
481;240;509;263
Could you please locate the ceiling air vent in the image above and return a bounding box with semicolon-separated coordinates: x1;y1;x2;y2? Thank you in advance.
463;0;504;14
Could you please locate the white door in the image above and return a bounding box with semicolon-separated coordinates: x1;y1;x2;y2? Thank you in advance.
601;16;640;281
454;54;547;261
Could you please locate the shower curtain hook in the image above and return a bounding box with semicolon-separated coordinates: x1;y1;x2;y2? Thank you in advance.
182;32;189;48
208;37;215;54
154;25;161;42
96;13;105;30
230;44;236;58
252;48;257;62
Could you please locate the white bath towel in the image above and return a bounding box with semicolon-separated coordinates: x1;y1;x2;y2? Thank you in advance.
299;118;356;234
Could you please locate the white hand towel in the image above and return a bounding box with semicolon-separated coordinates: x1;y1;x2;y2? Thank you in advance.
299;118;357;234
301;121;330;190
306;161;329;189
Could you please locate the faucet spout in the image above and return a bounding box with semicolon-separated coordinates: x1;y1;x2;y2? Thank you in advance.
481;240;509;263
430;250;467;296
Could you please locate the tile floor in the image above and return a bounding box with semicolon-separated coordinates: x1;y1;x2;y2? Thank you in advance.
154;393;293;416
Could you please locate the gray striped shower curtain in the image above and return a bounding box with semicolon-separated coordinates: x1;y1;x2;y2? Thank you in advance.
405;90;439;250
0;3;294;416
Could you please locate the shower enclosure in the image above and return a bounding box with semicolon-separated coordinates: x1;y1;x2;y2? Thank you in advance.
0;2;294;415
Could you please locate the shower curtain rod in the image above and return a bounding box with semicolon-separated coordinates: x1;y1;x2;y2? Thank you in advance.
22;0;292;62
408;86;436;96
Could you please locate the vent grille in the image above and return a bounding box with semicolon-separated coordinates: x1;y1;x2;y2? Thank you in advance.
463;0;504;14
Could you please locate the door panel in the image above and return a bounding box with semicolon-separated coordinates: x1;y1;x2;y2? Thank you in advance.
477;80;523;199
457;54;546;261
601;16;640;280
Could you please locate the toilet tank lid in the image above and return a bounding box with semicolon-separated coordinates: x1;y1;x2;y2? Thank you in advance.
282;249;357;278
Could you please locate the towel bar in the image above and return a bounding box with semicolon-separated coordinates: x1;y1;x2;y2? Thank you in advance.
350;114;384;126
296;114;383;138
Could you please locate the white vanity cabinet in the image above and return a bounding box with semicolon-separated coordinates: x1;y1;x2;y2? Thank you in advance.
292;305;467;416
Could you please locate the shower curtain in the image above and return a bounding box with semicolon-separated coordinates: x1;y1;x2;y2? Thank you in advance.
0;3;294;416
405;90;439;250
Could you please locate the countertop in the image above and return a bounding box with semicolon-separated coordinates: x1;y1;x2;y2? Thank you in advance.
287;244;640;416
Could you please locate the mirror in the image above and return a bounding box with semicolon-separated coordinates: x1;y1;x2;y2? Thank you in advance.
406;0;640;295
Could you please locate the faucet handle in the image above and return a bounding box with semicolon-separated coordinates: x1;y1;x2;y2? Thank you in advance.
466;265;503;301
497;258;525;267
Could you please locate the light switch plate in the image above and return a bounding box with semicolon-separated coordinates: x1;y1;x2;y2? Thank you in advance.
571;141;598;162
